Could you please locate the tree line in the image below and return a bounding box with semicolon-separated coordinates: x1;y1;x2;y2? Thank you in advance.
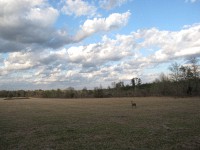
0;58;199;98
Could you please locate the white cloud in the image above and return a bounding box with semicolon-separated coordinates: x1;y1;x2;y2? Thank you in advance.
99;0;128;10
0;0;57;28
62;0;97;17
68;34;137;68
0;0;74;52
0;32;137;88
0;0;45;15
26;7;58;27
132;24;200;62
0;0;131;53
0;23;200;89
4;52;34;71
75;11;131;41
185;0;198;3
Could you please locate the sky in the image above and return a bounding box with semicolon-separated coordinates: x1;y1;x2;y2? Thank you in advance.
0;0;200;90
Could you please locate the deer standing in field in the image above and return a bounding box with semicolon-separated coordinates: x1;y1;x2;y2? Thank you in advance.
131;101;136;109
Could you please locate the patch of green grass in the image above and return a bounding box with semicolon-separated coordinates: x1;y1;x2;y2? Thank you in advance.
0;97;200;150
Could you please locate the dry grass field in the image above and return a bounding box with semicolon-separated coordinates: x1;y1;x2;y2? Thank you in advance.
0;97;200;150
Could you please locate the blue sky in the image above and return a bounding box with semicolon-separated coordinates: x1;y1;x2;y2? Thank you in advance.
56;0;200;30
0;0;200;90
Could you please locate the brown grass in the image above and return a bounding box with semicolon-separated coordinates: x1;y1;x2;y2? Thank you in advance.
0;97;200;150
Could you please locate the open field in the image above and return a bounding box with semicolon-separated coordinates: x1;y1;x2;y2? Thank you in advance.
0;97;200;150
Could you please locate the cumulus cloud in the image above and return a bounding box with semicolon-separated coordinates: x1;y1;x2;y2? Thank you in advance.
61;0;97;17
4;52;35;71
99;0;128;10
0;0;74;52
1;23;200;89
0;0;131;53
132;24;200;62
0;33;136;88
68;34;136;68
0;0;58;32
75;11;131;41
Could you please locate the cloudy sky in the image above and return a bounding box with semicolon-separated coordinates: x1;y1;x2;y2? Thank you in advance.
0;0;200;90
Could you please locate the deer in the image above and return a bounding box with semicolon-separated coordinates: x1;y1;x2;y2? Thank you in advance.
131;101;136;109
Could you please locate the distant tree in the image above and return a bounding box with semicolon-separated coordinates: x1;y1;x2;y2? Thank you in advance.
0;90;8;97
188;57;199;79
131;77;140;86
135;77;139;85
169;62;181;82
67;87;75;91
56;89;62;97
18;90;25;97
131;78;135;88
115;81;124;89
81;87;88;98
152;73;172;96
94;86;104;98
137;78;142;86
82;87;87;91
107;86;111;90
159;73;169;82
111;82;116;89
130;77;140;96
180;66;187;80
188;57;200;94
186;67;193;79
7;91;13;98
169;62;182;96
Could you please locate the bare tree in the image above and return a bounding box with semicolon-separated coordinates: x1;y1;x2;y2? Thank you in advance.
168;62;182;96
137;78;142;86
169;62;181;82
180;65;187;80
159;73;169;82
188;57;199;94
188;57;199;79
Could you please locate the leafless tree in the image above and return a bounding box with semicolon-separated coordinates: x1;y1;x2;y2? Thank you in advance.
169;62;181;82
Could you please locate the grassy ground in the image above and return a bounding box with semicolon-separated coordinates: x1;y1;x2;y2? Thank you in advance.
0;97;200;150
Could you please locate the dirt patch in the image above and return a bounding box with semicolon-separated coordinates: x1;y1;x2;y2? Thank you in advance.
3;97;30;100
